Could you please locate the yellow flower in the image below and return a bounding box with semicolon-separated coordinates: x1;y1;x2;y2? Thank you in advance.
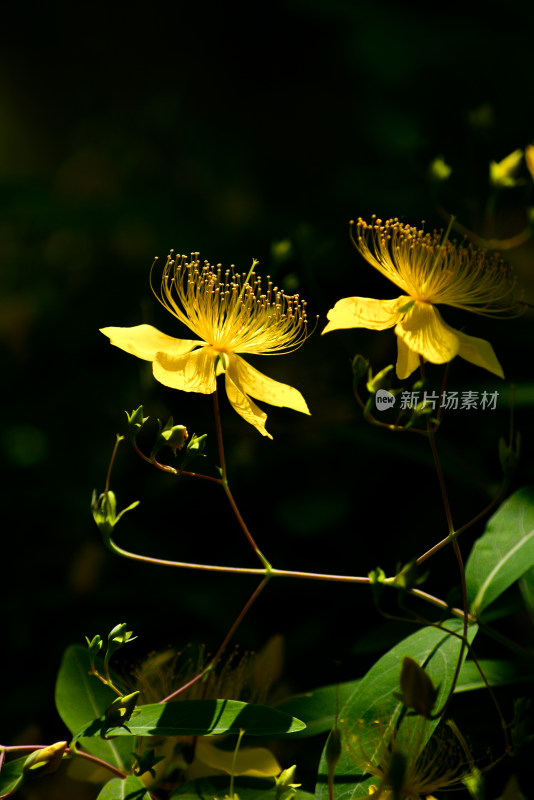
101;253;311;438
323;218;520;379
345;716;470;800
130;639;286;788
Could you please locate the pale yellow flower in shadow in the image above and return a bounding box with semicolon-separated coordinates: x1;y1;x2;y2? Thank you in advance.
130;638;287;788
323;218;521;379
344;715;471;800
101;253;312;438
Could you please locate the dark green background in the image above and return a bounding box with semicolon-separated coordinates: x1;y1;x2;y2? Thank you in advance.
2;1;534;795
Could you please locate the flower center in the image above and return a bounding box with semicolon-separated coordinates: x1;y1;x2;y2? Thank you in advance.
152;252;314;355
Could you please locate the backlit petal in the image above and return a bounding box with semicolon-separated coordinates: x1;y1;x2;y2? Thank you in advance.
100;324;200;361
195;739;281;777
395;303;460;365
395;336;421;379
231;356;310;414
456;330;504;378
153;347;217;393
322;296;408;333
225;358;271;439
395;302;504;378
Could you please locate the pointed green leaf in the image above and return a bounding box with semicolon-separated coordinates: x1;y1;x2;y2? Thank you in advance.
75;699;305;739
316;620;477;800
0;755;27;797
466;487;534;615
274;681;360;738
55;644;133;770
455;658;534;692
96;775;151;799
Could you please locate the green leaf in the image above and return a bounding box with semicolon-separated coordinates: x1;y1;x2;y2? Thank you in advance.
276;654;532;745
75;699;305;739
54;644;133;770
96;775;151;799
465;486;534;615
519;566;534;623
455;659;534;692
0;755;27;797
316;620;477;800
274;681;359;738
171;776;314;800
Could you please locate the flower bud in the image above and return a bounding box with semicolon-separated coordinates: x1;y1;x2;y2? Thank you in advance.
104;691;140;731
399;656;437;717
490;149;524;187
367;365;394;394
23;742;68;775
352;354;370;385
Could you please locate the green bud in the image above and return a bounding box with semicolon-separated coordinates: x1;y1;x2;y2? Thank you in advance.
104;691;140;734
490;149;524;188
499;432;521;477
150;416;188;460
368;567;386;585
275;765;301;800
91;490;140;545
85;634;103;670
428;156;452;182
23;742;68;775
326;726;342;800
368;567;387;608
91;489;117;538
325;727;342;772
463;766;485;800
126;406;149;444
106;623;137;658
399;656;438;718
352;354;370;385
181;432;208;468
393;560;429;592
367;365;394;395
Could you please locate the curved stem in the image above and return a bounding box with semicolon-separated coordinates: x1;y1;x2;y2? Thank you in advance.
134;441;222;485
106;533;469;618
416;480;507;566
212;388;271;568
425;418;469;717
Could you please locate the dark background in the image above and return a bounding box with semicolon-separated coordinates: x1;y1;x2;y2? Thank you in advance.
3;0;534;795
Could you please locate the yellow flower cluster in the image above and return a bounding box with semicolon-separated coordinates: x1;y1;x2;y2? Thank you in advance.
102;225;521;435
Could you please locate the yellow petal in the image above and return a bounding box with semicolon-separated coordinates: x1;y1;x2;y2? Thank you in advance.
231;356;310;414
395;303;504;378
395;303;460;365
101;324;200;361
395;335;423;379
224;360;272;439
322;296;408;334
456;330;504;378
153;347;218;393
195;739;282;778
